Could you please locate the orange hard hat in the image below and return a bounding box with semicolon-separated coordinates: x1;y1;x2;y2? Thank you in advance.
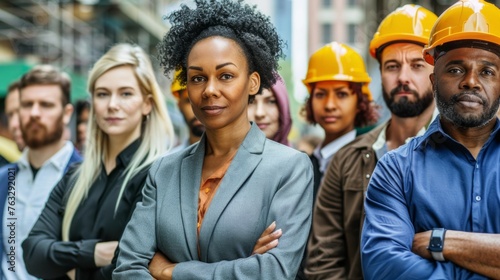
370;4;438;59
170;69;186;99
423;0;500;65
303;42;372;100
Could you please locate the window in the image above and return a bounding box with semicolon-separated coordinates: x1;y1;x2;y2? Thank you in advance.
348;24;356;44
322;23;332;44
322;0;331;8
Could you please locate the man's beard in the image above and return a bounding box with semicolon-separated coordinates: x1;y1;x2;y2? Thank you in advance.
435;84;500;128
383;84;434;118
188;118;205;137
21;115;64;149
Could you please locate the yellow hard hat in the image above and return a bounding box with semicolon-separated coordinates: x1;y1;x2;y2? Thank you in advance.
370;4;438;59
303;42;372;99
423;0;500;65
170;69;186;99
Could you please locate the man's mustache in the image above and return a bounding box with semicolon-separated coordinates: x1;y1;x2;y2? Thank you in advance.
389;84;417;98
24;118;46;130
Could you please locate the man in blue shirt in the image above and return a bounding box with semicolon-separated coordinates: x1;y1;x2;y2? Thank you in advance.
361;0;500;279
0;65;82;279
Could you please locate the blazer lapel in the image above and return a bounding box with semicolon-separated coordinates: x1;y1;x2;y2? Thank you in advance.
198;123;265;260
180;137;205;260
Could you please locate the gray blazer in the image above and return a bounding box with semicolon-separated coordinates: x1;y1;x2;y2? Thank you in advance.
113;123;313;279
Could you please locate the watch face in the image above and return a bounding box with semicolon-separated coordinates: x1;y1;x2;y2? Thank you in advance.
429;237;442;251
428;229;445;252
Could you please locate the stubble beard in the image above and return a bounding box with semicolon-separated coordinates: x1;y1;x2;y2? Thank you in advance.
435;84;500;128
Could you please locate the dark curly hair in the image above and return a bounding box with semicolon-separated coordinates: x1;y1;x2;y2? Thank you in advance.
301;82;380;127
158;0;284;99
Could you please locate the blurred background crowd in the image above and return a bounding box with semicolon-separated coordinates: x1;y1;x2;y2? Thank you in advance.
0;0;496;153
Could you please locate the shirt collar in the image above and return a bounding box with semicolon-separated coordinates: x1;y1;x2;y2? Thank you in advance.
372;122;389;160
18;141;74;171
315;129;357;159
492;118;500;135
415;116;500;149
313;129;357;173
372;117;431;159
114;138;142;168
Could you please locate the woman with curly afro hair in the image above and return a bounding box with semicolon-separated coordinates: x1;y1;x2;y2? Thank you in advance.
114;1;314;279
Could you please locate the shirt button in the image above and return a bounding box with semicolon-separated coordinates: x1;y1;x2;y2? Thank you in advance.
365;154;370;158
365;174;370;179
475;195;481;202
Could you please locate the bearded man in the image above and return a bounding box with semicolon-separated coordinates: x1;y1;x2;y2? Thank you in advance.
306;5;438;279
0;65;82;279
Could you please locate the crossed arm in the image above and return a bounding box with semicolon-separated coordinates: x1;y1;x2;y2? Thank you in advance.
22;175;121;280
114;153;313;279
362;154;500;279
413;230;500;279
149;222;283;279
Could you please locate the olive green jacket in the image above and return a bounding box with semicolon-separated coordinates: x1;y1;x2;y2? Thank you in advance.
306;122;387;280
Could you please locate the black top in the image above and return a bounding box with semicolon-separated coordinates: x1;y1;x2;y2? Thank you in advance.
30;164;40;180
22;139;149;280
308;154;322;202
0;155;9;168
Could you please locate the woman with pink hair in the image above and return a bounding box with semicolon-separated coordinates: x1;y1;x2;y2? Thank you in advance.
248;74;292;146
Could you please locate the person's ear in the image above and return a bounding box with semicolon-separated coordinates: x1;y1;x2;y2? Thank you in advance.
430;73;436;96
248;72;260;96
63;104;74;126
142;94;153;116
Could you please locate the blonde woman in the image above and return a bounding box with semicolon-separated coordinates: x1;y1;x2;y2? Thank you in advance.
22;43;174;280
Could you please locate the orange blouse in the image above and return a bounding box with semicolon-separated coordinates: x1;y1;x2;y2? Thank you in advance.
197;154;235;239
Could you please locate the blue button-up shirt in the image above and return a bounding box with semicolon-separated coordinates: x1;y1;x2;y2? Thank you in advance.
361;117;500;280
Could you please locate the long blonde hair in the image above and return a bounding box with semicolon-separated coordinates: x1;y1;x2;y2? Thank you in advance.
62;43;174;241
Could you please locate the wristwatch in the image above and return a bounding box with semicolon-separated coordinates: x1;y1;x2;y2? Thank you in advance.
427;228;446;261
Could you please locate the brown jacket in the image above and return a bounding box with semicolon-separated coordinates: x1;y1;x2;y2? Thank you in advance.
305;123;386;280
